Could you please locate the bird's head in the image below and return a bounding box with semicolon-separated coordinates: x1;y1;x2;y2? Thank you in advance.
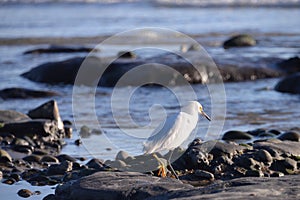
198;102;211;121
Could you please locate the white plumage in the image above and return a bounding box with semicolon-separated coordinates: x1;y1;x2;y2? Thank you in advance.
143;101;210;154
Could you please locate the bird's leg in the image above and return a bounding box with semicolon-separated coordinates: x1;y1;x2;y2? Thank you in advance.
168;150;179;180
152;153;166;177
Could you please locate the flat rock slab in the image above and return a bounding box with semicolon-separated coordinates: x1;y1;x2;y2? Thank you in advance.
53;172;300;200
54;172;192;200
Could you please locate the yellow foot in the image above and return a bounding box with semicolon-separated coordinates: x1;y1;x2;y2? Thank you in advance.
157;165;167;177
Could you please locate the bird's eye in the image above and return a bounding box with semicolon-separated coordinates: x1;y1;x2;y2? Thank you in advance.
199;106;203;112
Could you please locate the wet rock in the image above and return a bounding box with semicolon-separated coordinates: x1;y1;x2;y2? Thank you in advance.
223;34;256;49
12;145;33;154
74;139;82;146
277;56;300;74
47;161;73;176
3;178;15;185
0;149;12;163
43;194;56;200
117;51;136;59
41;155;59;163
28;100;64;130
277;131;300;142
21;52;281;88
0;119;59;138
64;127;72;138
56;154;77;163
222;130;252;140
21;57;85;85
247;128;266;136
17;189;33;198
275;73;300;94
55;171;192;200
253;140;300;157
268;129;281;135
0;110;31;123
86;158;105;170
10;173;21;182
24;45;94;54
0;87;58;100
23;155;41;163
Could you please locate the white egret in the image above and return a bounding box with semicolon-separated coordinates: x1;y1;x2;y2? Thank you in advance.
143;101;211;179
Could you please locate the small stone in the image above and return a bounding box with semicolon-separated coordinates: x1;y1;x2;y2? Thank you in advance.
268;129;281;135
12;145;33;154
256;149;273;164
245;170;264;177
17;189;33;198
247;129;266;136
195;170;214;180
47;160;73;175
79;126;90;138
271;171;285;177
10;173;21;182
64;127;72;138
75;139;82;146
0;149;12;163
116;151;129;161
277;131;300;142
56;154;77;163
223;34;256;49
3;178;15;185
222;130;252;140
117;51;136;59
86;158;105;170
41;155;59;163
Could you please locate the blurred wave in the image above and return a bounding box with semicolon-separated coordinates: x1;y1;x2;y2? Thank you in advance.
1;0;300;7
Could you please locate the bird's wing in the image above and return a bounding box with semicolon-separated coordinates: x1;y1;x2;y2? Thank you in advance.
143;112;197;154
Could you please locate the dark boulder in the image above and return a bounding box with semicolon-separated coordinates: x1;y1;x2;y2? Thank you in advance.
275;73;300;94
21;52;281;87
277;56;300;74
0;87;59;100
28;100;64;130
23;45;95;54
0;110;30;123
21;57;84;85
223;34;256;49
0;120;59;138
222;130;253;141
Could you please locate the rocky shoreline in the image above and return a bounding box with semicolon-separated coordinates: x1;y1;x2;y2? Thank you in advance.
0;100;299;199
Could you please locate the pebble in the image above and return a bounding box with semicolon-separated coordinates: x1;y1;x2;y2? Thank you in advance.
0;149;12;163
195;170;214;180
75;139;82;146
17;189;33;198
47;160;73;176
41;155;59;163
256;149;273;164
116;151;129;161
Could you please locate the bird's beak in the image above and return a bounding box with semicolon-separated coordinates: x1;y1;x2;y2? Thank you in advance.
200;110;211;121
